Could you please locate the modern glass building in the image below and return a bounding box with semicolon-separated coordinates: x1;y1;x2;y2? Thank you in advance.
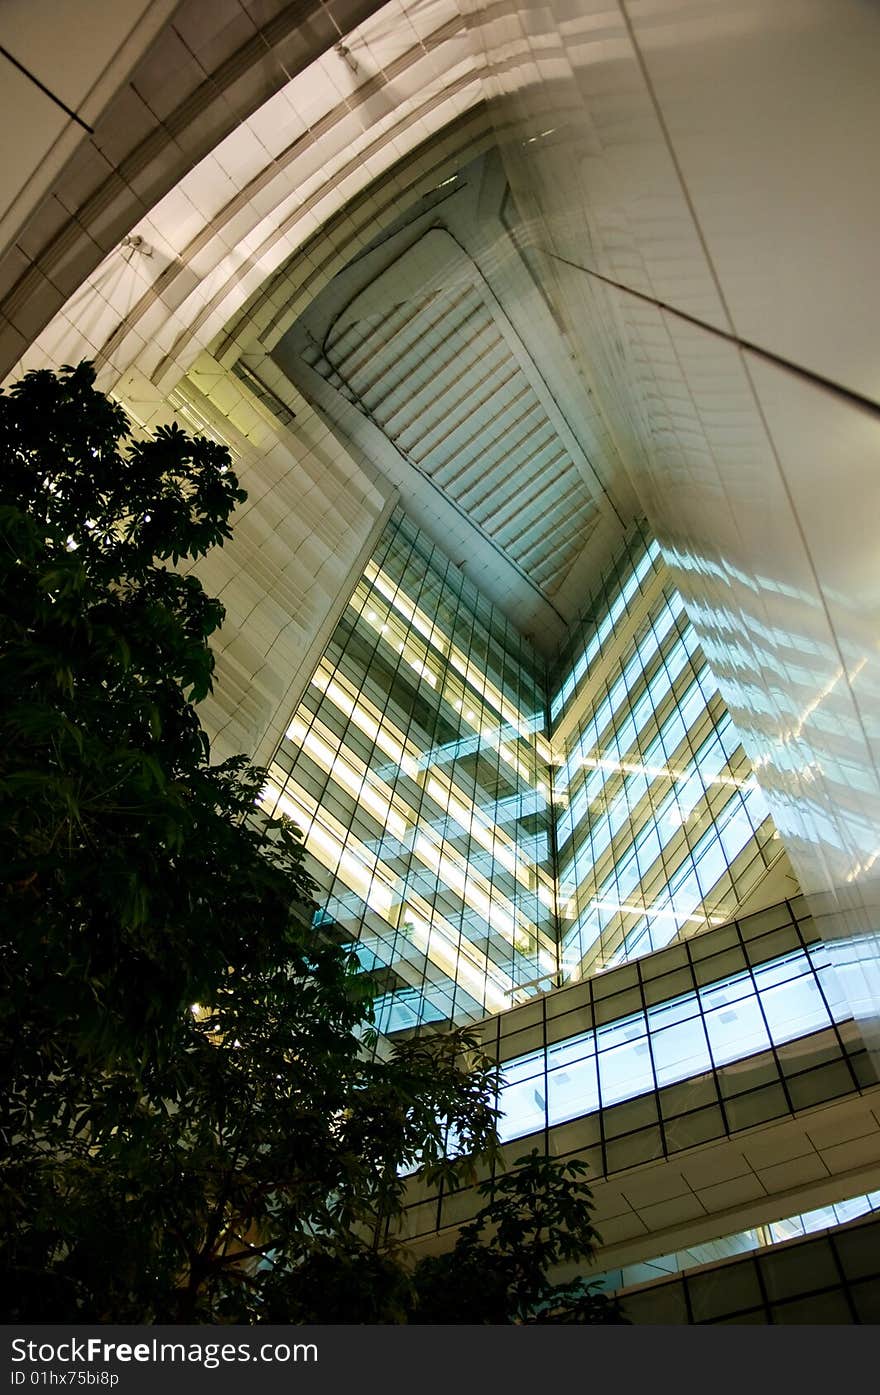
263;502;879;1322
550;525;783;979
265;511;789;1032
265;507;557;1033
7;0;880;1324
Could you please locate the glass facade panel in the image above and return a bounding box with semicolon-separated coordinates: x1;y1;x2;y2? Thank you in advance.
547;1052;600;1126
650;1017;712;1087
264;509;557;1030
550;526;783;978
495;937;855;1144
498;1076;547;1139
264;513;795;1039
703;994;770;1066
594;1200;880;1320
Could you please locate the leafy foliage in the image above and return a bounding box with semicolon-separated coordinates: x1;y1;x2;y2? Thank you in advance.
274;1149;623;1324
0;363;619;1325
410;1151;623;1324
0;359;270;1062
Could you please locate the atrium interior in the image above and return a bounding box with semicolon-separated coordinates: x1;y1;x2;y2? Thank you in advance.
3;0;880;1322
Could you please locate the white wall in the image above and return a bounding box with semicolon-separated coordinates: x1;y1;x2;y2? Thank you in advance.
117;354;395;768
0;0;178;258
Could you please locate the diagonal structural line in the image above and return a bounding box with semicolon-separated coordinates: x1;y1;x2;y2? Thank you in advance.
0;44;94;133
544;250;880;420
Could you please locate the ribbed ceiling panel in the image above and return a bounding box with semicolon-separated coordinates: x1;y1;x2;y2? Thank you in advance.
316;229;600;597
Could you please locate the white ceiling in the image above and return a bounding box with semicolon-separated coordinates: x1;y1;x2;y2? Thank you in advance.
313;227;603;594
274;154;637;648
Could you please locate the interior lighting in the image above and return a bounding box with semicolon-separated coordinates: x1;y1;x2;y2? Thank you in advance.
591;898;725;927
362;563;532;731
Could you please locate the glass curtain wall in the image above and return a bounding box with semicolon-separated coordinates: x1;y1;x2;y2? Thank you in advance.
264;508;558;1033
495;920;854;1150
551;525;784;979
265;514;789;1032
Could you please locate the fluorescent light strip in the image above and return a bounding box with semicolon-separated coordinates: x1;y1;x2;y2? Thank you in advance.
263;778;517;1013
550;538;661;721
306;661;549;895
554;593;689;793
286;714;540;955
346;585;544;788
363;560;538;737
590;899;725;927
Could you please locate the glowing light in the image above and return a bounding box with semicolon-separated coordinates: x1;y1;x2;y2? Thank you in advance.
590;898;725;928
782;655;867;744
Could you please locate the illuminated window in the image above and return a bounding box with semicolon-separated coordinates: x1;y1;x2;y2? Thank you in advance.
265;515;789;1034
